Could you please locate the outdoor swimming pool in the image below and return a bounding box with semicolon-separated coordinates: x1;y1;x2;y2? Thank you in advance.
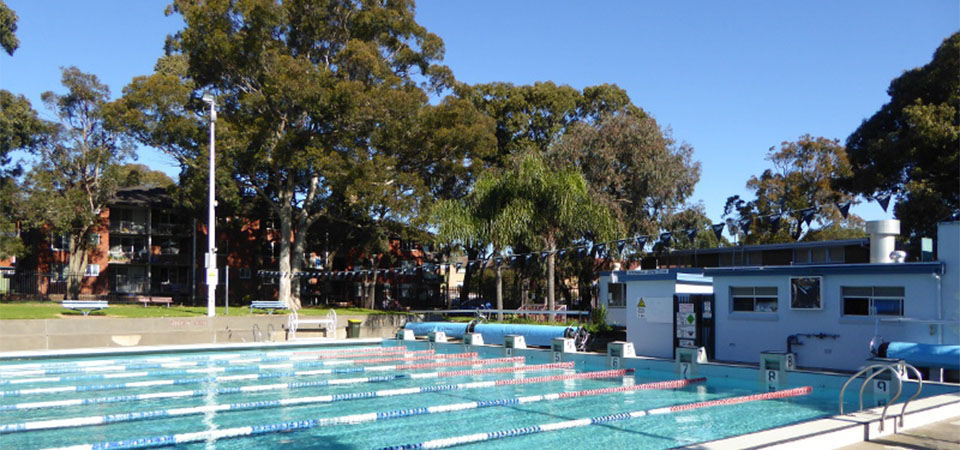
0;340;954;449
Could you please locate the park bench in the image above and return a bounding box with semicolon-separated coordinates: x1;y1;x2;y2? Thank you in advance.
135;296;173;308
62;300;109;316
288;309;336;339
250;300;288;314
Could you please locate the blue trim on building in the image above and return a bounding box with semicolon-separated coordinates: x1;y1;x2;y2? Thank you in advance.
600;268;713;285
703;262;943;277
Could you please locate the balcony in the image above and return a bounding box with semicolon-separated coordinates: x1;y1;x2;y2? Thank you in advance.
109;220;147;235
109;249;149;263
152;223;186;236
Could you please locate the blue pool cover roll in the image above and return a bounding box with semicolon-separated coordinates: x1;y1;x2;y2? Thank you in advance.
403;322;469;338
882;342;960;370
473;323;577;347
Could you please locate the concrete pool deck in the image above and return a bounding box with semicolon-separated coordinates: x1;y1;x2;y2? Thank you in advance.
839;416;960;450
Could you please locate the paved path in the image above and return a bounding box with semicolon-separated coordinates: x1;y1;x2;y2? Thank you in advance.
838;417;960;450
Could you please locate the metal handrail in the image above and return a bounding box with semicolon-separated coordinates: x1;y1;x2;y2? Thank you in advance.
838;361;924;432
840;364;887;414
897;363;923;427
860;366;903;431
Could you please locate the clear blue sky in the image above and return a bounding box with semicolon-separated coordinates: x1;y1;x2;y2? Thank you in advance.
2;0;957;225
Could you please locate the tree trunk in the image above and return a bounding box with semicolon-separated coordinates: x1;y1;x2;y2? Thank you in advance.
495;264;503;320
460;247;479;306
66;234;88;299
547;243;557;322
277;206;298;310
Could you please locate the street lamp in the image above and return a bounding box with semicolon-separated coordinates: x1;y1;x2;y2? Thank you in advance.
202;92;217;317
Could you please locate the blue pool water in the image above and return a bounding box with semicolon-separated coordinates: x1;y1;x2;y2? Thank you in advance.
0;341;945;449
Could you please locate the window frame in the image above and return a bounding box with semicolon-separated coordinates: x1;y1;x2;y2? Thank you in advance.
790;276;823;310
841;286;905;317
607;282;627;308
84;264;100;277
730;286;779;313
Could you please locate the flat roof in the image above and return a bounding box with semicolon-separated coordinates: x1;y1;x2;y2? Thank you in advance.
703;261;944;277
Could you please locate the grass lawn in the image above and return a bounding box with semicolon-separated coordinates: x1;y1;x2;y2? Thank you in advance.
0;302;395;320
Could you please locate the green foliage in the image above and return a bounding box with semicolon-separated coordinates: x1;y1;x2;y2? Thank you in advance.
116;163;175;188
0;0;17;56
118;0;490;309
842;33;959;239
0;90;45;259
587;304;611;334
550;112;701;239
724;135;862;244
21;67;133;295
454;82;640;166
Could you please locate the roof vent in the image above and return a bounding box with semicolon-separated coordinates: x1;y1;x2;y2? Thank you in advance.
890;250;907;263
865;220;900;263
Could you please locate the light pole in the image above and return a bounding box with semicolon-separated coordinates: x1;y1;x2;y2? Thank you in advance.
202;93;218;317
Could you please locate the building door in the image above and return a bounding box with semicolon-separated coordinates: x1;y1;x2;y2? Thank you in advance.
673;294;715;360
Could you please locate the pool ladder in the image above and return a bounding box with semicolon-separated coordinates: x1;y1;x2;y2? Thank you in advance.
838;361;923;431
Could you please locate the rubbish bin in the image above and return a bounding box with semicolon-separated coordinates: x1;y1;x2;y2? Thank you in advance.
347;319;362;338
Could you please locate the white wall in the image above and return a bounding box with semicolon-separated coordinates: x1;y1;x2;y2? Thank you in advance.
624;279;677;359
713;272;941;371
937;222;959;345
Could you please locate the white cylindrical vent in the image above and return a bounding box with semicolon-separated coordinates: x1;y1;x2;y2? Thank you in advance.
865;220;900;264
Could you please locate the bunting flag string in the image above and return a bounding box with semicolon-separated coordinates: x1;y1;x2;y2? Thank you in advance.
259;197;880;280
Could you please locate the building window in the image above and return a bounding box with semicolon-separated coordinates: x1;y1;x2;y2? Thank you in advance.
84;264;100;277
88;233;101;246
842;287;904;316
239;268;251;279
607;282;626;308
730;286;778;312
794;246;845;265
51;233;70;251
790;277;822;310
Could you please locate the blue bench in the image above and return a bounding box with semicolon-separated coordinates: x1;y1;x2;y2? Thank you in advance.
250;300;288;314
62;300;109;316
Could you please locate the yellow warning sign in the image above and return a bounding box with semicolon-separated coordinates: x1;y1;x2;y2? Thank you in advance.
637;298;646;308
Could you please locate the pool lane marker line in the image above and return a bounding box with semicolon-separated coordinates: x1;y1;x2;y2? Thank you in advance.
0;356;536;413
0;348;424;379
0;356;525;398
375;386;814;450
0;346;411;376
39;368;633;450
36;375;698;448
3;362;577;433
0;350;441;386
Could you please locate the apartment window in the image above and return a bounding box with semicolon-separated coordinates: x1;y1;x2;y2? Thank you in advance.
842;287;904;317
607;282;626;308
88;233;101;246
731;286;778;312
790;277;822;310
51;233;70;251
84;264;100;277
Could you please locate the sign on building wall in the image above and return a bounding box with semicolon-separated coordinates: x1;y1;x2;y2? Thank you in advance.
638;296;672;323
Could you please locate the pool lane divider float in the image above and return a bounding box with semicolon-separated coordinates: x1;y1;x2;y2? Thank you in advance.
40;373;695;449
0;356;525;398
0;346;412;376
37;369;635;450
2;362;578;433
0;358;558;414
0;347;423;379
0;350;442;386
373;386;814;450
